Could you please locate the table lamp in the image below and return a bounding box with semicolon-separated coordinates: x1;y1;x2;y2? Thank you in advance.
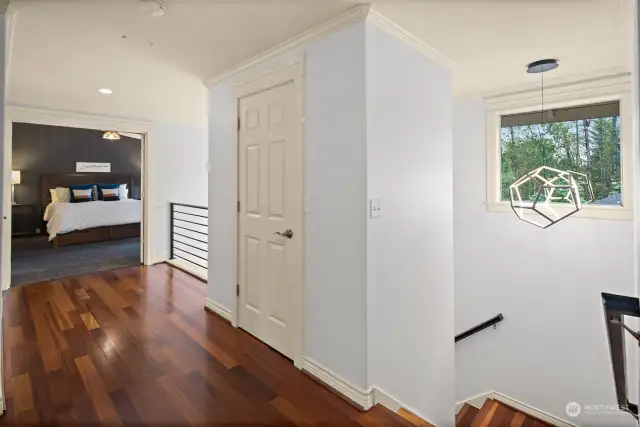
11;170;20;204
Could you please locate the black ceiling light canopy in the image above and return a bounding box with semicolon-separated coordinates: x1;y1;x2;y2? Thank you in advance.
526;58;560;127
527;59;559;74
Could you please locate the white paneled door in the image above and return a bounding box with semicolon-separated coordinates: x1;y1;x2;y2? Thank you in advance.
237;74;302;360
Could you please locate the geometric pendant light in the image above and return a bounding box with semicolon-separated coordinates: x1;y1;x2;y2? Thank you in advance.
510;166;593;229
509;59;593;229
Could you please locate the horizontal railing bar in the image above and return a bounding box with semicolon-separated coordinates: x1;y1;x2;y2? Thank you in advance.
173;225;208;236
173;253;207;270
173;237;207;253
171;202;207;210
173;231;208;245
173;211;209;219
174;217;208;228
455;314;504;343
173;246;208;262
173;240;209;261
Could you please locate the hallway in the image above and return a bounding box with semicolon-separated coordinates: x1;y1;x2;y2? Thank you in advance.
0;264;413;426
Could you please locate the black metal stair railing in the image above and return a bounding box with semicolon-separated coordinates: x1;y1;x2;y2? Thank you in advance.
455;314;504;343
169;203;208;271
602;292;640;420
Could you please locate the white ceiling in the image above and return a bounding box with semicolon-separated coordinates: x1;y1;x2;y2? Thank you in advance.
9;1;354;125
375;0;632;97
8;0;632;125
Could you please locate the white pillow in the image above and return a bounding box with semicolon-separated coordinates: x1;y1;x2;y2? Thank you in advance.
54;187;71;202
119;184;129;199
50;189;59;203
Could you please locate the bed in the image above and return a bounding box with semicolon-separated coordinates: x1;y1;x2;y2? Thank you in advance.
40;173;141;248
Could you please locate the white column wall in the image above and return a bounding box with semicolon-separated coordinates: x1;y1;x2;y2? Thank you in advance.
365;22;455;426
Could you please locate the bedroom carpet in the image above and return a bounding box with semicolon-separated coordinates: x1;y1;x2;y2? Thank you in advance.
11;236;141;286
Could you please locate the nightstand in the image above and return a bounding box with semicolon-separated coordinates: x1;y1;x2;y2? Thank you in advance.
12;204;40;236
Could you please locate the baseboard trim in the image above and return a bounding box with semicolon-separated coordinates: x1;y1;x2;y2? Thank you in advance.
205;298;233;324
301;357;374;410
299;358;435;423
373;387;402;412
456;391;579;427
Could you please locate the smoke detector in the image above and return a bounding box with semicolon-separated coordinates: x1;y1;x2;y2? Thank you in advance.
140;0;165;18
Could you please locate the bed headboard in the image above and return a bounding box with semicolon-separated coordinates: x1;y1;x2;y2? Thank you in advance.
40;173;134;207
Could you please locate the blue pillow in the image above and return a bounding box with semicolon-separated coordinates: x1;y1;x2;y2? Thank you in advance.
69;184;95;202
96;183;121;200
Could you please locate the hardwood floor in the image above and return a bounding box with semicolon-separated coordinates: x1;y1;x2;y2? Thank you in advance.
456;401;552;427
0;264;415;426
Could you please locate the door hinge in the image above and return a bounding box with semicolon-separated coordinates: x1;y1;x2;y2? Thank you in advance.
236;284;240;297
237;116;241;131
237;201;240;213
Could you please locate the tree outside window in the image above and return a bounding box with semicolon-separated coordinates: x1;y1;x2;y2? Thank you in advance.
500;101;621;205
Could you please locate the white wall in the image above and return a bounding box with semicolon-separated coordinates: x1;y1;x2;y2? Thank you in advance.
208;22;369;388
633;0;640;410
148;121;208;262
365;23;454;426
454;98;637;426
303;22;368;386
0;7;8;413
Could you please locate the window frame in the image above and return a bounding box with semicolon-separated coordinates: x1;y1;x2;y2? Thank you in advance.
485;74;633;220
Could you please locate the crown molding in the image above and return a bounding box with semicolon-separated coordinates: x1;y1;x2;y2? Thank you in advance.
367;8;455;70
205;5;457;88
205;4;370;87
483;72;631;107
455;66;631;102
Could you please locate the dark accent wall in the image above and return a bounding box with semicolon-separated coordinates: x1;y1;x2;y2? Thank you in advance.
12;123;141;207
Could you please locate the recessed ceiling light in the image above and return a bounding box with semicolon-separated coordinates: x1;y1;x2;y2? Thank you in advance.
98;88;113;95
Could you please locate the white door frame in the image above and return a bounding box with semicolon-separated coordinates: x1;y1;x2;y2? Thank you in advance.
2;106;154;290
232;57;305;368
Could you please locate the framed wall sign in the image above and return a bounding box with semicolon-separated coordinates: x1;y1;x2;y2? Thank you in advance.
76;162;111;173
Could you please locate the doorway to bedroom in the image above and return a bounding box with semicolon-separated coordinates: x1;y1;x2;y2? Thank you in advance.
9;122;144;287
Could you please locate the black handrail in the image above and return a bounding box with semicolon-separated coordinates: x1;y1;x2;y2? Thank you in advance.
602;292;640;420
455;314;504;343
170;203;208;270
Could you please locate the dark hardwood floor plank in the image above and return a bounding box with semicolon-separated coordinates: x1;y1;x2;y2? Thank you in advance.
74;355;121;424
167;311;238;369
157;374;206;424
79;312;100;330
108;388;141;425
25;284;62;373
2;264;415;426
488;402;515;427
50;280;77;312
11;373;34;414
509;412;527;427
471;399;499;427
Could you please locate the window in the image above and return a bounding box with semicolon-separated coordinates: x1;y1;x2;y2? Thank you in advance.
500;101;621;205
485;75;632;220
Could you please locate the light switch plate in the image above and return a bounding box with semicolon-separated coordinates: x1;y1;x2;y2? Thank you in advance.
370;198;381;218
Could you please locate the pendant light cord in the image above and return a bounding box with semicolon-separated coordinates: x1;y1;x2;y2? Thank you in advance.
541;70;544;127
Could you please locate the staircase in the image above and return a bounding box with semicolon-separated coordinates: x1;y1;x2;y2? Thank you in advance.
456;399;552;427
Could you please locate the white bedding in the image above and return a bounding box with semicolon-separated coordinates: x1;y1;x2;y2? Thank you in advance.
44;200;141;241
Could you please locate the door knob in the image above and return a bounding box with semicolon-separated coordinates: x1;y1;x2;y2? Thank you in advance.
274;229;293;239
